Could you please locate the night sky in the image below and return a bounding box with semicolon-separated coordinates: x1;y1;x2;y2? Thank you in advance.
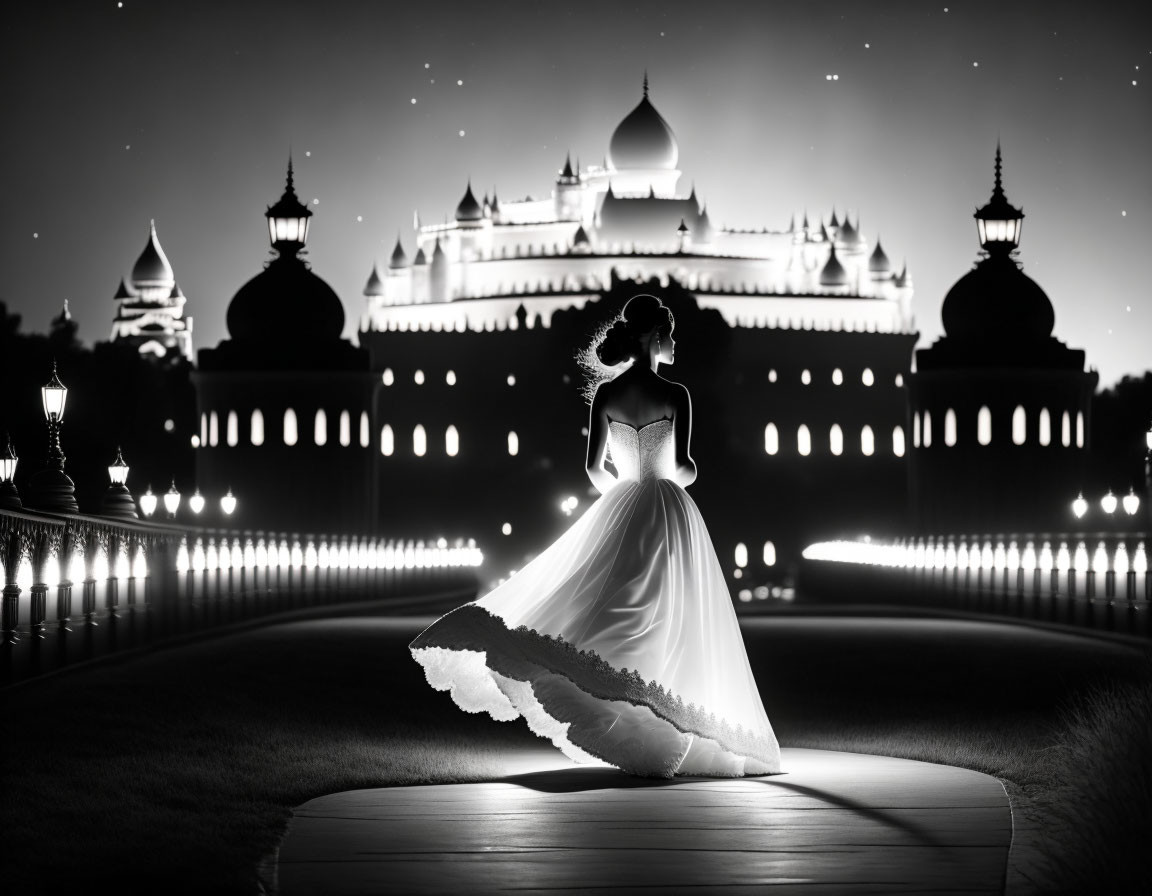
3;1;1148;387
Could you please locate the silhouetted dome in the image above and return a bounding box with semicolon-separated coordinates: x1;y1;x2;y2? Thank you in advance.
227;255;344;343
608;83;678;171
941;254;1054;342
455;182;483;222
868;239;891;273
388;237;408;269
837;216;864;249
131;220;174;287
364;263;385;296
819;244;849;287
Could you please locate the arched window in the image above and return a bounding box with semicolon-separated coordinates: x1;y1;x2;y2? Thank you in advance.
800;369;812;385
831;368;843;385
380;424;394;456
314;409;327;446
734;543;748;568
413;424;427;457
894;372;904;388
913;412;921;448
829;424;843;456
1062;411;1071;447
762;541;777;567
382;368;394;386
768;369;778;383
507;374;516;386
226;411;238;447
283;409;298;446
209;411;219;447
797;424;811;457
978;406;992;446
861;425;875;456
414;369;425;385
923;410;933;448
445;425;459;457
339;410;351;447
507;431;519;456
892;425;905;457
764;423;779;456
1012;406;1026;446
1039;408;1051;447
1076;411;1084;448
862;368;875;387
250;409;264;446
445;370;456;386
359;412;369;448
944;409;957;447
200;413;207;447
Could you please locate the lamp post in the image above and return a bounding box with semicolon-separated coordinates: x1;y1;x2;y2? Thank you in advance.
29;361;79;512
188;489;206;516
139;485;158;519
0;435;20;511
163;481;181;519
101;447;138;519
220;488;237;517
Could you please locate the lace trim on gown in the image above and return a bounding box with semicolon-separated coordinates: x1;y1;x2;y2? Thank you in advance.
410;603;778;775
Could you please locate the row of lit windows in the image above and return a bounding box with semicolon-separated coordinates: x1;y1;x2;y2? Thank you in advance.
775;367;898;387
911;407;1085;449
764;424;906;457
381;368;517;387
198;410;371;449
380;426;520;457
734;541;777;570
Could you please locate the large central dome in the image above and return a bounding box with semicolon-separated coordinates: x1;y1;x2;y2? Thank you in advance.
608;80;679;171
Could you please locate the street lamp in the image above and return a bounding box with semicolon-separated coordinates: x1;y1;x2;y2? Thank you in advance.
0;435;21;510
101;447;138;519
29;361;79;512
139;485;157;518
188;489;206;515
220;488;237;516
1071;493;1088;520
1100;490;1118;515
163;480;181;519
266;158;312;254
1122;487;1141;516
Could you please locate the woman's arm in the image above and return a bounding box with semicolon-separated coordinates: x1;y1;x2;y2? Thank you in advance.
672;383;697;488
585;386;617;494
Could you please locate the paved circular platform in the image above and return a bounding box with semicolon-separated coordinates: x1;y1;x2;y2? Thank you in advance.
273;747;1011;895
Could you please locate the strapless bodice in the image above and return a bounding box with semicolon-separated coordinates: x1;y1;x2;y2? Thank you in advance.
608;418;676;483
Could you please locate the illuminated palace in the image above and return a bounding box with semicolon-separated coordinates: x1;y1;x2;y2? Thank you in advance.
189;79;1061;588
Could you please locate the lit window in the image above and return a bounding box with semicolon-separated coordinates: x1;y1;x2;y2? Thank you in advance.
1076;411;1084;448
226;411;238;447
861;425;875;456
339;410;351;447
923;410;932;448
862;368;875;387
892;425;905;457
829;424;843;456
314;409;327;446
1039;408;1051;447
768;369;777;383
359;411;369;448
507;431;519;456
209;411;219;447
251;409;264;446
1061;411;1071;447
283;409;298;446
978;406;992;446
763;541;776;566
382;368;394;386
894;373;904;388
801;369;811;385
832;368;843;385
414;369;425;385
200;413;207;446
445;425;459;457
944;409;957;447
913;412;921;448
381;424;394;456
764;423;779;455
446;370;456;386
734;543;748;568
507;374;516;386
413;424;427;457
1012;406;1026;446
797;424;811;456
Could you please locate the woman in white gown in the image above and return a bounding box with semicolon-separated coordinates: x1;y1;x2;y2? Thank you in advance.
411;295;781;777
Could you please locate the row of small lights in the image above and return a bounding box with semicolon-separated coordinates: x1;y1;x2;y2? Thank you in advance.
175;537;483;573
135;479;237;519
1072;488;1142;519
802;537;1150;576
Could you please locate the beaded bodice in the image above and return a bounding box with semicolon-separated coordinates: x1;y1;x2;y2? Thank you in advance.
608;418;675;482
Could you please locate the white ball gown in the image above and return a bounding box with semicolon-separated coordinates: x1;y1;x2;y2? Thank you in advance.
410;418;781;777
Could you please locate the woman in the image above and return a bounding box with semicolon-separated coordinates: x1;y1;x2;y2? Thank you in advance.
410;295;780;777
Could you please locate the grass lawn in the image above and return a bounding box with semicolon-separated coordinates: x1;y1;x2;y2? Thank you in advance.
2;609;1149;895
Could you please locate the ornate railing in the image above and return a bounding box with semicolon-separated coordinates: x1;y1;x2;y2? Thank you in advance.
1;508;483;684
800;533;1151;638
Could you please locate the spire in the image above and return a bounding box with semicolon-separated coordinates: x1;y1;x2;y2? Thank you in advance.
643;70;649;98
389;234;408;269
829;207;840;229
560;152;574;180
364;263;385;296
974;142;1024;252
993;141;1004;202
413;208;422;230
455;180;483;221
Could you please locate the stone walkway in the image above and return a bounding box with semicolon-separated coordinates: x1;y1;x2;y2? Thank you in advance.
274;747;1011;894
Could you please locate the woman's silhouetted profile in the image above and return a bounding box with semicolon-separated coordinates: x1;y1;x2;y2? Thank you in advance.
411;295;781;777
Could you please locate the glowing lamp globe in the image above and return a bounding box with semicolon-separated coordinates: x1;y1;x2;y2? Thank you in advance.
189;490;206;515
108;448;129;485
41;365;68;421
266;160;312;252
1123;488;1141;516
139;485;158;518
0;437;17;482
163;481;181;517
1100;490;1118;515
220;489;237;516
974;145;1024;255
1072;493;1088;519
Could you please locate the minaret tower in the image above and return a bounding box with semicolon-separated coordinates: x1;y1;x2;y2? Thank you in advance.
110;220;194;364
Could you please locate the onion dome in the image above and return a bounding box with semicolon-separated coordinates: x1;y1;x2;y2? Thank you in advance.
455;181;483;222
572;225;591;248
941;253;1054;342
431;238;446;263
607;74;679;171
413;247;428;265
131;220;175;288
868;238;891;273
364;263;385;297
558;153;578;184
829;208;840;229
114;277;133;300
837;215;863;248
819;243;849;287
227;254;344;344
388;236;408;269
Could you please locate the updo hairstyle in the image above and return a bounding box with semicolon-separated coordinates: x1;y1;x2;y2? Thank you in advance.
594;294;674;366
